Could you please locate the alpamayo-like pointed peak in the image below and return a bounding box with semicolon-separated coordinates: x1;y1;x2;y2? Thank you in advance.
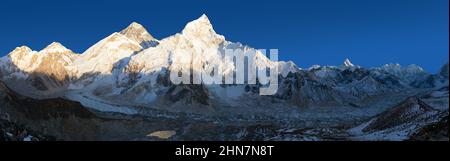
120;22;155;46
197;14;211;24
343;58;355;67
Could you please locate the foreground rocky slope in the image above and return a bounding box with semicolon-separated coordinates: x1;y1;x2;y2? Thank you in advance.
1;80;447;141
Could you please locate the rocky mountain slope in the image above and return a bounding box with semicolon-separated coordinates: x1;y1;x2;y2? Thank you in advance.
0;42;78;99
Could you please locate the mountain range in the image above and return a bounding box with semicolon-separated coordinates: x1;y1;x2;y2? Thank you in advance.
0;15;448;141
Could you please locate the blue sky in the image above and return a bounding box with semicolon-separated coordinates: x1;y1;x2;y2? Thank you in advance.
0;0;448;72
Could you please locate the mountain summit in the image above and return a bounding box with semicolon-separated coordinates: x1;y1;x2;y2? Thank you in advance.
342;58;355;67
41;42;72;54
8;46;33;57
182;14;217;38
119;22;157;48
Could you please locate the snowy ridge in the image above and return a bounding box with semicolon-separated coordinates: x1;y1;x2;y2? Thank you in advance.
1;42;77;75
0;14;448;115
69;32;143;78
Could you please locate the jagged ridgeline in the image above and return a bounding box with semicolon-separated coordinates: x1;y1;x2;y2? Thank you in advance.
0;14;448;141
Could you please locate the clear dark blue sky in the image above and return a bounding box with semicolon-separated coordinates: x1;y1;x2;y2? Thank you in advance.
1;0;448;72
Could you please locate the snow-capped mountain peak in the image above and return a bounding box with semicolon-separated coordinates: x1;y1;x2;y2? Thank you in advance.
81;32;142;59
381;63;401;70
3;42;77;74
405;64;425;73
2;46;38;73
68;32;143;77
123;22;147;32
376;63;431;86
277;61;301;77
119;22;157;48
41;42;72;54
182;14;218;38
5;46;34;60
0;42;79;99
343;58;355;67
380;63;426;74
308;65;322;70
9;46;33;55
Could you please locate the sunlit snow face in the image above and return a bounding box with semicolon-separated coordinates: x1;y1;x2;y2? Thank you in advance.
169;48;279;95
